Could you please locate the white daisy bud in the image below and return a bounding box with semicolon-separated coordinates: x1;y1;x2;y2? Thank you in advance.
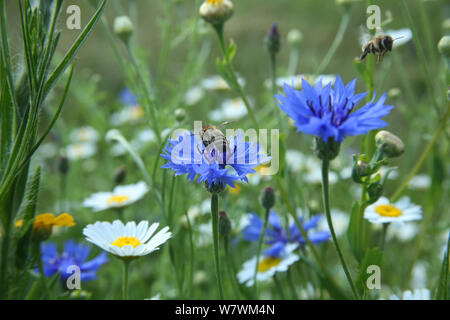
114;16;134;44
199;0;234;26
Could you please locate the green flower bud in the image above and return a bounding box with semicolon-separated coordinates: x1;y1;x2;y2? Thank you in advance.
351;155;369;183
174;108;186;123
367;181;383;204
313;137;341;161
265;23;281;56
205;181;226;194
199;0;234;27
438;35;450;58
114;16;134;44
287;29;303;47
114;166;127;185
219;211;232;237
58;155;70;175
260;186;275;210
375;130;405;158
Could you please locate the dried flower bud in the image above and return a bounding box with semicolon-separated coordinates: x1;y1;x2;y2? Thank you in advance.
114;166;127;185
438;35;450;58
375;130;405;158
265;23;281;56
219;211;232;237
174;108;186;122
260;186;275;210
114;16;134;43
287;29;303;47
58;155;70;175
199;0;234;27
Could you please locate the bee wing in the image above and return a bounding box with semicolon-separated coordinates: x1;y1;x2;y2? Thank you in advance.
384;28;412;48
358;25;372;47
216;120;235;129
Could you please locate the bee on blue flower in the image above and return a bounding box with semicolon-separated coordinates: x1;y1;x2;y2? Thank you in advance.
39;240;108;282
161;129;271;191
275;75;394;144
242;210;331;258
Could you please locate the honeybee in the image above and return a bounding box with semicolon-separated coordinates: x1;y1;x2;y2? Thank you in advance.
196;121;235;164
359;35;395;64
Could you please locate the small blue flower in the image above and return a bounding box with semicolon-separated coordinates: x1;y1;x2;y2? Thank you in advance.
120;88;138;106
40;240;108;282
275;75;394;143
242;210;330;258
161;130;271;188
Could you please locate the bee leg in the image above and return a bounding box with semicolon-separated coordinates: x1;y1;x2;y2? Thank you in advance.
376;54;381;64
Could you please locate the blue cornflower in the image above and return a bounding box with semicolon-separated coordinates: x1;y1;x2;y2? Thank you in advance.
243;210;330;258
120;88;138;106
161;130;271;189
275;75;394;143
40;240;108;281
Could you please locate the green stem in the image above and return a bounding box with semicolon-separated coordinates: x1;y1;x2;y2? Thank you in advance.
273;274;286;299
122;259;130;300
223;235;242;299
381;223;389;251
253;207;270;295
391;103;450;202
270;53;283;131
213;24;259;131
275;176;348;298
315;12;350;75
211;193;224;299
321;160;359;299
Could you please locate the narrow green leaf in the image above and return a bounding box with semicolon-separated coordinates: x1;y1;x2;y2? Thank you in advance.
43;0;106;98
435;232;449;300
15;166;41;270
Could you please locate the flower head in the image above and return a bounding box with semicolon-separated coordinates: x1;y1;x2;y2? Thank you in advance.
83;181;149;212
237;243;299;287
275;75;394;143
199;0;234;26
364;196;422;224
83;220;171;259
16;213;76;240
40;240;108;281
161;130;270;190
242;210;330;257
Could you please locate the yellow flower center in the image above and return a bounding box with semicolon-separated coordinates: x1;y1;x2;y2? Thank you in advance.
107;195;130;205
207;0;224;4
375;204;402;217
111;236;141;248
257;256;282;272
130;106;144;119
229;184;241;195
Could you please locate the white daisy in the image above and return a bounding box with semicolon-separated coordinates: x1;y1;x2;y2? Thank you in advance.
184;86;205;105
110;105;145;126
408;174;431;190
237;243;300;287
201;74;245;91
388;288;431;300
209;97;249;121
83;220;171;258
386;222;418;242
83;181;149;212
364;196;422;224
318;209;349;237
66;142;97;160
285;150;306;172
70;126;99;143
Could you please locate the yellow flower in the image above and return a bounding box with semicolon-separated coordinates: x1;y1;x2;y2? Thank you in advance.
229;184;241;195
15;213;76;240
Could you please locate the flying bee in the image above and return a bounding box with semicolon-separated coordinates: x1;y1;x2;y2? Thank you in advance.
195;121;235;164
358;34;404;64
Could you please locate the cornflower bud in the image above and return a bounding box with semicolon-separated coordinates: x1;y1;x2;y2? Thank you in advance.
260;186;275;210
375;131;405;158
265;23;281;56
